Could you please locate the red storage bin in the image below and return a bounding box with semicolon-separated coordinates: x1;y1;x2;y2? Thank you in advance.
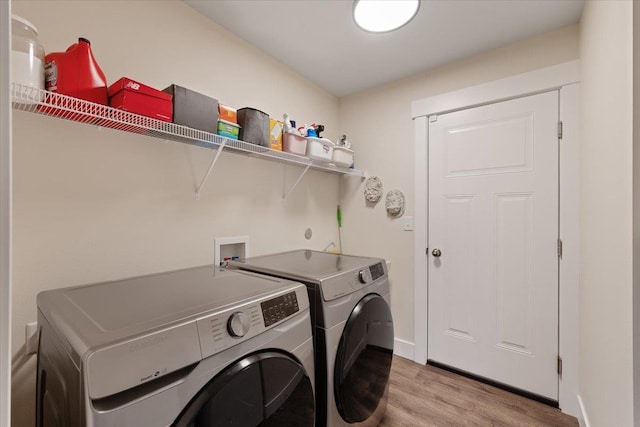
108;78;172;122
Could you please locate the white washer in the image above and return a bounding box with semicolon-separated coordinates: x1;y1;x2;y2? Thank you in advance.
228;250;394;427
36;266;315;427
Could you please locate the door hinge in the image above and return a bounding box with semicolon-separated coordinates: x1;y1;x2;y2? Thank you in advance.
557;355;563;377
558;121;563;139
426;247;429;255
557;239;563;259
429;115;438;123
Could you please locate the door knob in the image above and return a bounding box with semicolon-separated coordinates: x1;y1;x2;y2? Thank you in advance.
432;248;442;258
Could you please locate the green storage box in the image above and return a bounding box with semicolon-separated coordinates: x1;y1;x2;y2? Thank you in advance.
217;119;240;140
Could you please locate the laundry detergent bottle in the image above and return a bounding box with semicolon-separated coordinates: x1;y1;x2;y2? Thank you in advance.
44;37;108;105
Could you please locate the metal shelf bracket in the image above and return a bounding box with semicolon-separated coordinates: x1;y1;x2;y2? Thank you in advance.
283;163;311;199
355;170;368;180
195;141;226;200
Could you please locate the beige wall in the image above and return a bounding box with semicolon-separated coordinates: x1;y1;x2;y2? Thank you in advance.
634;2;640;425
339;25;580;345
9;2;589;425
10;1;342;426
579;1;634;425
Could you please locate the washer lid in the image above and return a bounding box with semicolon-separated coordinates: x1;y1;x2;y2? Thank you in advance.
66;267;286;331
230;249;383;283
37;266;303;354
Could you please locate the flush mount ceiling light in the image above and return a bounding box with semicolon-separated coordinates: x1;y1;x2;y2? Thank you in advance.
353;0;420;33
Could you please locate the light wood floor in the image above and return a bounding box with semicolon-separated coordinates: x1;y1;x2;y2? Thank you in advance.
380;356;578;427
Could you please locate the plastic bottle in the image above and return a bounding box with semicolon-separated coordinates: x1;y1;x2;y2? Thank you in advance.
44;38;108;105
11;15;45;103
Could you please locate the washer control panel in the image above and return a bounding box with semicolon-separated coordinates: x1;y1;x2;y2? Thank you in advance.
261;292;299;327
227;311;251;337
197;289;303;358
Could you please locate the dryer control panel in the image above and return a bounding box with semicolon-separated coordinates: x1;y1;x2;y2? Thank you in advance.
196;287;306;358
369;262;385;281
321;261;388;301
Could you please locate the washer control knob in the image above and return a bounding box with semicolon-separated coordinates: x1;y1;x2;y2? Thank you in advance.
358;269;372;284
227;312;250;338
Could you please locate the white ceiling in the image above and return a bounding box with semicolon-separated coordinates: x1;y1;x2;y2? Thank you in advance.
184;0;584;97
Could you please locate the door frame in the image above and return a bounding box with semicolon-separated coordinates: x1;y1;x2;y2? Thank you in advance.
0;1;12;427
412;60;580;417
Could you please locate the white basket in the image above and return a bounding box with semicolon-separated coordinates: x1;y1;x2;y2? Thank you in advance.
306;137;334;162
283;132;307;156
332;146;354;168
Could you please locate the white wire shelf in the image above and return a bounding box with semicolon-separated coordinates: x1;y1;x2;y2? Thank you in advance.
11;83;366;178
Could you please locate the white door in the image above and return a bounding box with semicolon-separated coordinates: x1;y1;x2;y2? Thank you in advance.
427;91;559;400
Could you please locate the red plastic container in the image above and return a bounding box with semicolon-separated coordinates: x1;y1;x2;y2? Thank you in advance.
44;37;108;105
109;78;172;122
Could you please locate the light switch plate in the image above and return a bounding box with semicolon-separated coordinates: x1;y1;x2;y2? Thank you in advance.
404;216;414;231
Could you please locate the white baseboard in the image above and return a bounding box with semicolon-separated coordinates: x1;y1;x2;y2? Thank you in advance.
577;395;590;427
393;338;414;360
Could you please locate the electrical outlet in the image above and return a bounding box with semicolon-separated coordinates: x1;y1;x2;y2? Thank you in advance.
25;322;39;356
404;216;414;231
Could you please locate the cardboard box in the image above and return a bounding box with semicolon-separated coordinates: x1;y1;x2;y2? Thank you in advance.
219;104;237;124
163;84;218;133
269;118;283;151
108;77;172;122
217;119;240;140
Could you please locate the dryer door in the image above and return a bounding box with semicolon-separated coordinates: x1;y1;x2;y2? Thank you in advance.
334;293;394;423
173;351;314;427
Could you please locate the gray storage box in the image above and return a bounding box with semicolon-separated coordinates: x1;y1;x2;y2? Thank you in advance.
163;84;218;134
237;107;269;148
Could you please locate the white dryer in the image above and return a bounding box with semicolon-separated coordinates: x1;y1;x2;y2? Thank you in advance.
36;266;315;427
228;250;394;427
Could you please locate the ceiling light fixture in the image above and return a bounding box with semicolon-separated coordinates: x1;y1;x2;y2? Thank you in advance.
353;0;420;33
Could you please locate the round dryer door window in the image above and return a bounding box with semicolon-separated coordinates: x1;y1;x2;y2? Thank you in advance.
172;351;314;427
334;293;394;423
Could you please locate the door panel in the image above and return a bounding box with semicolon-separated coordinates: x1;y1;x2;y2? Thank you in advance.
444;113;533;177
443;195;475;340
496;193;533;354
428;91;559;400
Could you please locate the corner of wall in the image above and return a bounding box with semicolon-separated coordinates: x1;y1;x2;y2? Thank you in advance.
577;395;591;427
633;0;640;424
0;1;12;426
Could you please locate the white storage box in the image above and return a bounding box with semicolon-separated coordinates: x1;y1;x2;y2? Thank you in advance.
306;137;334;162
332;146;354;168
283;132;307;156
